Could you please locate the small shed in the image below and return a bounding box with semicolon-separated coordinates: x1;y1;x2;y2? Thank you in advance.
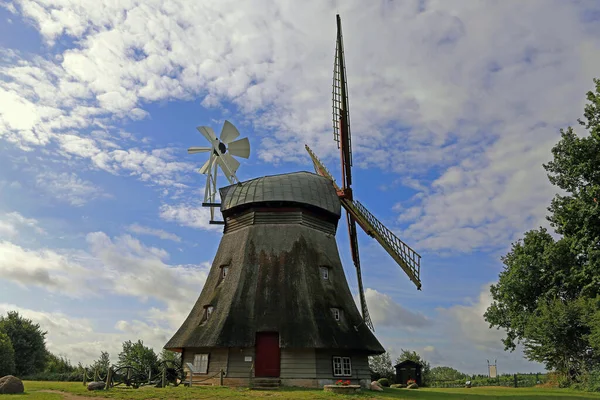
394;360;422;386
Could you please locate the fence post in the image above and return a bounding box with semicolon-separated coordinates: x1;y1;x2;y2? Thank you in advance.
220;368;224;386
513;374;517;388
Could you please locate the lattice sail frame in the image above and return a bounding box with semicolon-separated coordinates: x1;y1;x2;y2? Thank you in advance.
333;14;352;166
305;145;422;290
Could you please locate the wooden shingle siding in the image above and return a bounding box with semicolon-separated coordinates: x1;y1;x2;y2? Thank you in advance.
315;350;370;380
182;348;228;378
280;349;316;378
226;347;255;378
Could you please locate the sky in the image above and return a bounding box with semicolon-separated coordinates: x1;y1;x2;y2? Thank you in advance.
1;0;600;376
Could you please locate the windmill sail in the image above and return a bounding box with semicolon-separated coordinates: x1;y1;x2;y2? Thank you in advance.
305;145;422;290
333;14;353;187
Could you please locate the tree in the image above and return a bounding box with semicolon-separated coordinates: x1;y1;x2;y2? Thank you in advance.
0;331;16;376
0;311;47;376
118;340;159;376
395;349;431;386
430;366;467;382
368;351;394;381
90;351;111;377
44;351;75;373
159;349;181;365
484;78;600;378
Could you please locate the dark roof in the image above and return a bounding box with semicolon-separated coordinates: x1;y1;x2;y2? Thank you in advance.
219;171;341;218
394;360;422;368
165;216;384;354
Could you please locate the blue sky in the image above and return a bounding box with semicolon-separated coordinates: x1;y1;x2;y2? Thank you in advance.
1;0;600;375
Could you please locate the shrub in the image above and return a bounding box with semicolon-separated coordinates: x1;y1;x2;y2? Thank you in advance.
377;377;390;387
22;371;83;381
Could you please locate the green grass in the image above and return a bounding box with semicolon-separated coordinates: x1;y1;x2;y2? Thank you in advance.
11;381;600;400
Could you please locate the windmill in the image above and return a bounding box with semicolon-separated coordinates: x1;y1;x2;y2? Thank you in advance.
187;120;250;224
305;14;422;331
165;14;418;390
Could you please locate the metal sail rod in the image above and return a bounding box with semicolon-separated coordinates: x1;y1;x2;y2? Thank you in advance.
348;213;374;330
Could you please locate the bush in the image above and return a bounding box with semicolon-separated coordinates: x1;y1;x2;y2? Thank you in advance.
377;378;390;387
22;371;83;381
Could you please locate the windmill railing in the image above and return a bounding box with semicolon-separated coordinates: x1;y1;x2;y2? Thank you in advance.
345;199;421;289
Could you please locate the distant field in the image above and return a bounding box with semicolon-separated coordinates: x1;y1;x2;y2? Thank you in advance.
9;381;600;400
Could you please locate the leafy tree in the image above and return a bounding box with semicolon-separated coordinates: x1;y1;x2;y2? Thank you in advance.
484;78;600;378
118;340;159;377
90;351;111;377
368;351;394;381
44;351;75;373
159;349;181;365
0;311;47;376
430;366;467;382
395;349;431;386
0;331;16;376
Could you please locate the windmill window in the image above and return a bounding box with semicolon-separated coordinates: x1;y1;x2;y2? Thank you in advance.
320;266;329;280
331;308;341;321
204;305;214;321
333;356;352;377
222;266;229;278
193;353;209;374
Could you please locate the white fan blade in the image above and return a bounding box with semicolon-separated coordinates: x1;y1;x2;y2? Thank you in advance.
227;137;250;159
220;120;240;144
218;153;240;177
187;146;212;154
196;126;217;144
199;155;214;174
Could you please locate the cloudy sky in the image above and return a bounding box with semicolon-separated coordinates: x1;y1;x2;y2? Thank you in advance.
1;0;599;375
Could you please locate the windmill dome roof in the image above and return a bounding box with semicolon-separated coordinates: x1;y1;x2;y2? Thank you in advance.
219;171;341;217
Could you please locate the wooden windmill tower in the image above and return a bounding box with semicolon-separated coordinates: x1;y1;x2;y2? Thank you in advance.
164;15;422;390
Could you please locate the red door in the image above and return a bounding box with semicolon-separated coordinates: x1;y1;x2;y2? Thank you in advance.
255;332;280;377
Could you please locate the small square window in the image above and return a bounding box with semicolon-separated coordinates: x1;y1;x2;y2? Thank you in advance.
331;308;340;321
320;267;329;280
222;267;229;278
204;305;214;320
333;356;352;377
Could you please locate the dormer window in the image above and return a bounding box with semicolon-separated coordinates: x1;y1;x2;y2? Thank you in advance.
320;266;329;280
331;307;341;321
222;266;229;278
204;305;214;321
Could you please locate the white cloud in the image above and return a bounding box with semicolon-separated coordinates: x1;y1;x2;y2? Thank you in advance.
159;202;223;231
36;171;110;206
437;283;506;351
0;231;210;320
363;288;431;329
0;211;45;238
127;223;181;242
0;240;89;293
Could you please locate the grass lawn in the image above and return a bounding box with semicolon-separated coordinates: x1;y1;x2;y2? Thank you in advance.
5;381;600;400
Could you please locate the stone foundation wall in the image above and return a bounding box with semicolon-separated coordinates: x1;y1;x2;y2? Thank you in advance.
188;376;371;389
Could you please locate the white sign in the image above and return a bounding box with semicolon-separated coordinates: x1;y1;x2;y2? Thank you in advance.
245;356;252;362
489;365;498;378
